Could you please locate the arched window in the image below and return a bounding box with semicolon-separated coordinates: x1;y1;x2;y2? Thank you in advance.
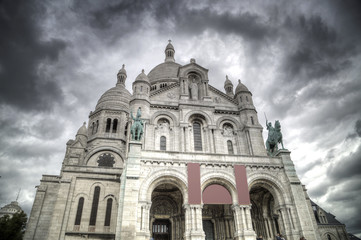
246;96;249;102
160;136;166;151
74;197;84;225
112;119;118;133
227;140;234;154
95;120;99;133
327;234;331;240
89;186;100;226
105;118;111;133
124;122;128;136
240;96;242;102
193;122;202;151
251;116;254;125
104;198;113;226
91;122;95;135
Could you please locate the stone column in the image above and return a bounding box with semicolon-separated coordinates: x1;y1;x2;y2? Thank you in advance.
184;204;205;240
140;202;151;234
233;204;257;240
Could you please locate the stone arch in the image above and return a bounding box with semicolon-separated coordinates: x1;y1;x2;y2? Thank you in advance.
85;147;125;166
88;182;106;199
74;192;90;202
248;172;287;206
183;68;207;80
139;169;188;203
322;232;338;240
150;111;178;126
184;110;213;126
201;170;238;204
216;116;243;130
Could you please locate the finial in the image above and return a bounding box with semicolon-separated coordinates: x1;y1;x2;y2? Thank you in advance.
83;122;86;126
238;79;241;84
142;69;144;73
226;75;229;80
190;58;196;63
122;64;125;69
168;39;171;43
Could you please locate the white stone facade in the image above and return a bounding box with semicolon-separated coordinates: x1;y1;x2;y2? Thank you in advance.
24;42;344;240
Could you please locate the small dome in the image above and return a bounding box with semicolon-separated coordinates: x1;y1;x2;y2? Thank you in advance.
235;79;250;94
165;40;175;51
76;122;87;136
148;62;181;83
118;64;127;76
224;75;233;87
135;69;150;83
95;84;131;111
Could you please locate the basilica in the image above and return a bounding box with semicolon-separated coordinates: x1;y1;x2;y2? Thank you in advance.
24;41;349;240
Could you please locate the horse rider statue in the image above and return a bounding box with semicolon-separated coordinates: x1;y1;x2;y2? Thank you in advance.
130;107;144;141
265;119;285;156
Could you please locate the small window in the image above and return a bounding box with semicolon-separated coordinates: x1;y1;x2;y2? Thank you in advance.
160;136;166;151
141;86;143;92
227;140;234;154
95;120;99;133
124;122;128;136
193;122;202;151
104;198;113;226
240;96;242;102
91;122;95;135
327;234;331;240
74;197;84;225
251;116;254;125
106;118;111;133
89;186;100;226
112;119;118;133
246;96;249;102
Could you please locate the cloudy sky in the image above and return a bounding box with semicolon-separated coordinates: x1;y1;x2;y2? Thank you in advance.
1;0;360;236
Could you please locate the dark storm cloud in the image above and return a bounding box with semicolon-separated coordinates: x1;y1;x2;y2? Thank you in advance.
0;0;66;111
327;144;361;182
280;13;357;90
76;0;276;46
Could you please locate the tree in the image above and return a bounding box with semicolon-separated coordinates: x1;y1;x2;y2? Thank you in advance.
0;211;27;240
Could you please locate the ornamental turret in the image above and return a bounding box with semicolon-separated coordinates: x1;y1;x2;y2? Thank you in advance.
164;40;175;62
235;79;254;109
75;122;88;147
117;64;127;86
131;69;151;120
224;75;234;97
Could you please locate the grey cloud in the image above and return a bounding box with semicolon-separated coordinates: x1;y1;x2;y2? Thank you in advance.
327;145;361;181
0;0;66;111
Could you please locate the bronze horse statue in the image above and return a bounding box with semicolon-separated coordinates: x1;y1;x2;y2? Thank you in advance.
130;107;144;141
266;120;285;156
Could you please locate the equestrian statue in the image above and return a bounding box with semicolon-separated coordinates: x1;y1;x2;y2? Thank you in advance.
265;115;285;156
130;107;144;141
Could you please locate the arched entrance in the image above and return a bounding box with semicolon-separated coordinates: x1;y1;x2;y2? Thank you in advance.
202;184;235;240
250;185;280;240
150;183;185;240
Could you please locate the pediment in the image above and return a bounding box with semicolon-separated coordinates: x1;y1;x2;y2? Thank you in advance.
150;83;180;102
179;62;209;80
208;85;238;106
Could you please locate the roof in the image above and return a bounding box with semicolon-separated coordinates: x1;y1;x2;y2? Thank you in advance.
311;200;344;226
148;62;181;83
235;79;250;94
95;84;131;111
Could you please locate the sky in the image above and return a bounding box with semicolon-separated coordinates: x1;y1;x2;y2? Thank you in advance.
0;0;360;236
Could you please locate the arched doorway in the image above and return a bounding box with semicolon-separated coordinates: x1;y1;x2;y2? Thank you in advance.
250;185;280;240
202;184;235;240
150;183;184;240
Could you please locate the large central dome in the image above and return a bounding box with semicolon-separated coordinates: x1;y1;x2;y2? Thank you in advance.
148;61;181;83
148;40;181;83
